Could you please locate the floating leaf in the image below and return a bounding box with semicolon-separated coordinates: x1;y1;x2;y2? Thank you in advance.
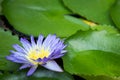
111;0;120;29
0;0;3;14
2;0;89;37
0;68;74;80
0;28;20;71
63;0;115;25
63;29;120;78
82;75;120;80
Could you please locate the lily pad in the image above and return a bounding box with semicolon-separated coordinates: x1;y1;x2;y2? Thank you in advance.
82;75;120;80
63;0;115;25
0;68;74;80
2;0;89;37
111;0;120;29
0;28;20;71
0;0;3;14
63;29;120;78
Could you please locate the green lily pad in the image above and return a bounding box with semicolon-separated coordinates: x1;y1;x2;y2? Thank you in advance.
82;75;120;80
0;68;74;80
63;0;115;25
111;0;120;29
63;29;120;78
0;0;3;14
2;0;89;37
0;28;20;71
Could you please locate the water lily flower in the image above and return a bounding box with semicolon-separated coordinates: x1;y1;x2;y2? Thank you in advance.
6;34;67;76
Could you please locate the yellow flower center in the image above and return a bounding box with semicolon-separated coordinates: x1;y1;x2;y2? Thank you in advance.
27;47;50;65
29;48;49;60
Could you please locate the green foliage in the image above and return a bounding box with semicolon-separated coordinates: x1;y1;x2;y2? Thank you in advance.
2;0;89;37
0;0;3;14
63;0;115;25
0;28;20;71
63;29;120;79
82;75;120;80
0;68;74;80
1;0;120;80
90;25;118;34
111;0;120;29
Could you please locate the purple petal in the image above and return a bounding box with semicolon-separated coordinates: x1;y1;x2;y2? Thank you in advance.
6;56;27;63
50;37;60;48
42;60;63;72
13;44;27;53
50;40;66;54
61;50;67;53
30;36;36;48
10;50;25;56
48;50;60;58
36;58;42;62
55;41;66;50
42;34;56;49
20;38;32;52
51;54;64;59
7;50;29;64
49;38;60;53
36;57;48;64
27;66;37;76
48;49;66;59
37;35;44;47
42;57;49;64
20;64;31;70
9;51;28;62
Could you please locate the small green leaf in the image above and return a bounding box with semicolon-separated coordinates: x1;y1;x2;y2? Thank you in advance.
111;0;120;29
63;29;120;78
2;0;89;37
63;0;115;25
0;68;74;80
0;28;20;71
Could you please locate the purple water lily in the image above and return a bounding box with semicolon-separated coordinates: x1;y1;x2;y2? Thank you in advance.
6;34;67;76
